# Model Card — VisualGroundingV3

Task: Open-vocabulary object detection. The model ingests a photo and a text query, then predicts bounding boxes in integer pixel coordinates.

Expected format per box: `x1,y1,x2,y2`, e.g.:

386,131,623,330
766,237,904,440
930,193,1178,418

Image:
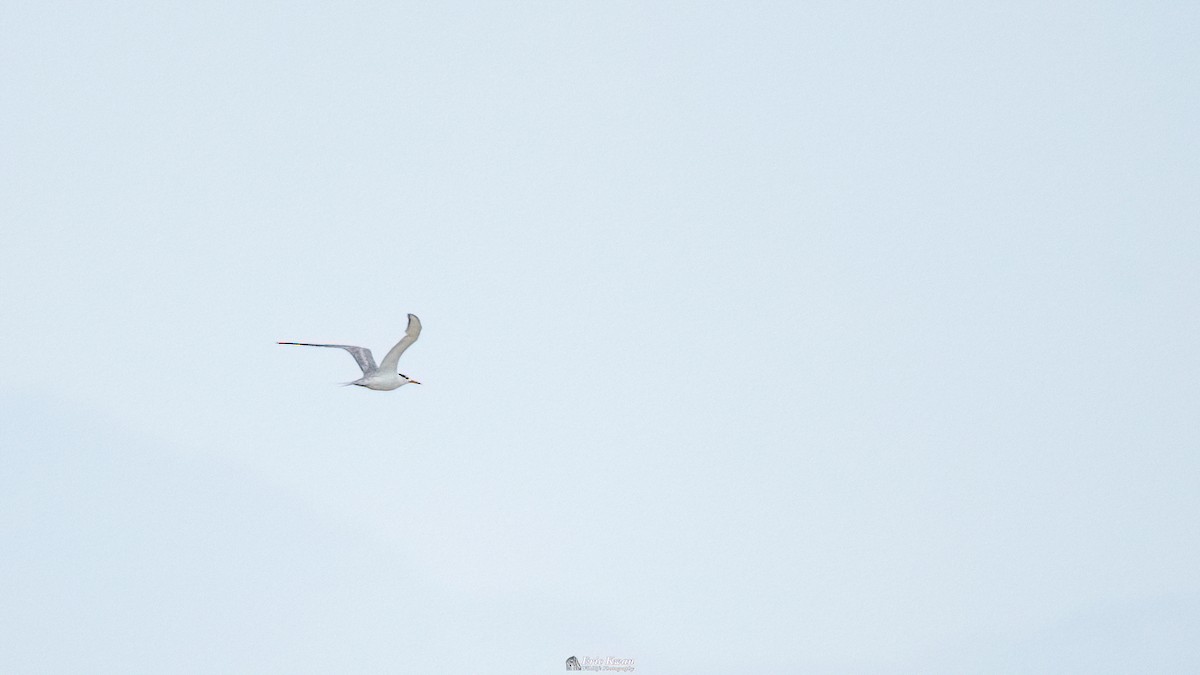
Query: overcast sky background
2,2,1198,673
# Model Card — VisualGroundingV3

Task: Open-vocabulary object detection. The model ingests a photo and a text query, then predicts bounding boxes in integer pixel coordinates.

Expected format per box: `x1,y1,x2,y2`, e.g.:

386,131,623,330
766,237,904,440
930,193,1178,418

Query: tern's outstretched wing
379,314,422,374
277,342,377,375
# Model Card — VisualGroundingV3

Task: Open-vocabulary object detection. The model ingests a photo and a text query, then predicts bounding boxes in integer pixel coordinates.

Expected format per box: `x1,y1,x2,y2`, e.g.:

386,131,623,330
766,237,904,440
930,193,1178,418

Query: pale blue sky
2,2,1198,673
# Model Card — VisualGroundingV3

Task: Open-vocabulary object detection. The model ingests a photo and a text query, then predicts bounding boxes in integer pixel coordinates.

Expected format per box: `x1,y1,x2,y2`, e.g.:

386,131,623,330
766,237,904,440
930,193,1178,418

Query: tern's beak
410,379,422,385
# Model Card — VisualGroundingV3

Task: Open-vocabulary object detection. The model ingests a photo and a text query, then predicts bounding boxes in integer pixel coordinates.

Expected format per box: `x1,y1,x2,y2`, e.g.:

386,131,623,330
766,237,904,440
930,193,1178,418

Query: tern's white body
351,372,408,391
279,314,423,391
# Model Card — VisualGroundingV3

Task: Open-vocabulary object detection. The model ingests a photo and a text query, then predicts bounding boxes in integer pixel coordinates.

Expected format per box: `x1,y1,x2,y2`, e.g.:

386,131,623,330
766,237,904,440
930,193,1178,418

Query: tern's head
400,373,422,385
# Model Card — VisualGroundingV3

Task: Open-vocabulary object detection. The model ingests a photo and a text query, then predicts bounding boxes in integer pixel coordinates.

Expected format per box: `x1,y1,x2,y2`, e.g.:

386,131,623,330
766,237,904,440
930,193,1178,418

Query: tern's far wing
379,314,422,374
277,342,377,375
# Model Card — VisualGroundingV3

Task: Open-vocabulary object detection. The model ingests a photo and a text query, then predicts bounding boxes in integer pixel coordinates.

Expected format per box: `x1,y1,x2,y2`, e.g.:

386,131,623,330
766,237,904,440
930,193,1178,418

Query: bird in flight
279,313,423,390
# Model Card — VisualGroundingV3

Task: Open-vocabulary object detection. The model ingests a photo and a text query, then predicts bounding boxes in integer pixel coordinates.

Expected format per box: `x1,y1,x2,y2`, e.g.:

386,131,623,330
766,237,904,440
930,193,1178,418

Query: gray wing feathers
277,342,377,375
379,314,422,373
